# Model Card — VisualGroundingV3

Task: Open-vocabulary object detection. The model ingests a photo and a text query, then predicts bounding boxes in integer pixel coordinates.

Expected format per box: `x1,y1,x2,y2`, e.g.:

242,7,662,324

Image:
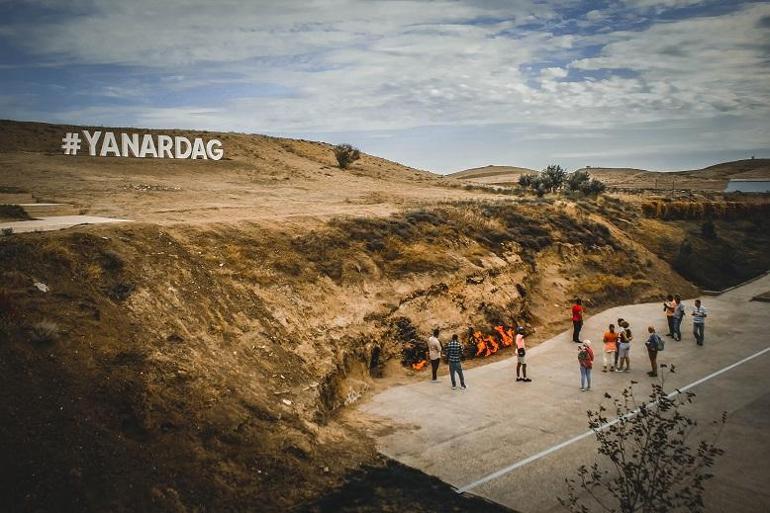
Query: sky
1,0,769,174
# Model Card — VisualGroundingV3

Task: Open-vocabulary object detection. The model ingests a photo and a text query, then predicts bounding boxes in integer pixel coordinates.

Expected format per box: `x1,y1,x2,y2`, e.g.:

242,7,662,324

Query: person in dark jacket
645,326,662,377
445,334,466,390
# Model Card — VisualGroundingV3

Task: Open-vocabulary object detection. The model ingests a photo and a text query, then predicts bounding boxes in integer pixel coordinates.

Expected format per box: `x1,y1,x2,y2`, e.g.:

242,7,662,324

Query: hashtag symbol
61,132,81,155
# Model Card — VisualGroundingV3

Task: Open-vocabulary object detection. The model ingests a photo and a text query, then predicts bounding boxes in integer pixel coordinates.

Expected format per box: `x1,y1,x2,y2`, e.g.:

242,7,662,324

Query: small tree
333,143,361,169
585,178,606,195
518,173,536,188
559,381,725,513
565,170,591,193
540,164,567,193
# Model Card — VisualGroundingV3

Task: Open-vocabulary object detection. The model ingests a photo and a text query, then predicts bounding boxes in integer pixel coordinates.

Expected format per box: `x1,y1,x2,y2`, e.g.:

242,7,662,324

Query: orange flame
412,359,428,370
495,326,515,347
474,331,489,357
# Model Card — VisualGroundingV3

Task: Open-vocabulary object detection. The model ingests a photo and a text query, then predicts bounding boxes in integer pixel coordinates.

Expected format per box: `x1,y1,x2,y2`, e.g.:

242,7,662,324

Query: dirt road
362,274,770,513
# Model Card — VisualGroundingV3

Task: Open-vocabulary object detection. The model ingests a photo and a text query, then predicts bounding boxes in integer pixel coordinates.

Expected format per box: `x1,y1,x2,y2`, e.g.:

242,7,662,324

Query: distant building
724,179,770,193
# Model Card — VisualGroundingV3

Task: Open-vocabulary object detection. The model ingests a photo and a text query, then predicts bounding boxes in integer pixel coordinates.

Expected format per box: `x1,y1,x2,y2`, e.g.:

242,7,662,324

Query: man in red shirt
571,298,585,343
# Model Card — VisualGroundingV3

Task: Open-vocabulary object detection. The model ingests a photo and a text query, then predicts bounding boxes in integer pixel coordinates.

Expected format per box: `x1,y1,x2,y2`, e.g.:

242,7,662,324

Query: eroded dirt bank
0,197,736,513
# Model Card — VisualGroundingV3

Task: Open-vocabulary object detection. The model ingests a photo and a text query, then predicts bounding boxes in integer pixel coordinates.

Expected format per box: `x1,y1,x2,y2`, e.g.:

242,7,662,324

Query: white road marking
457,346,770,494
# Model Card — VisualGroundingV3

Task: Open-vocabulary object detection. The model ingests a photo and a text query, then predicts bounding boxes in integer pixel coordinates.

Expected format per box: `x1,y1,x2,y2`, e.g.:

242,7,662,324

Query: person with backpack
445,334,466,390
515,326,531,382
571,298,585,343
427,328,443,382
602,323,618,372
663,294,676,337
578,340,594,391
645,326,663,377
672,295,685,341
692,299,708,345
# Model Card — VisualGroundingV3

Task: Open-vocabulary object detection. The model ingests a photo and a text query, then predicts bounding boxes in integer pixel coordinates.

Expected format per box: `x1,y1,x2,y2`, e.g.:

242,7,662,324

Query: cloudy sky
1,0,769,173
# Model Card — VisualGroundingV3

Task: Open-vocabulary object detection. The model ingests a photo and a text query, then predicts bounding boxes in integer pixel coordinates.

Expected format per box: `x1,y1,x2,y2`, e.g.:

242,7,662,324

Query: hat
583,339,591,346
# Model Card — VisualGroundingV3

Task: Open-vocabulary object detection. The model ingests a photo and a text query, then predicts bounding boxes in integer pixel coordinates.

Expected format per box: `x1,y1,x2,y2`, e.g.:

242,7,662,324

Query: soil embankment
1,199,693,512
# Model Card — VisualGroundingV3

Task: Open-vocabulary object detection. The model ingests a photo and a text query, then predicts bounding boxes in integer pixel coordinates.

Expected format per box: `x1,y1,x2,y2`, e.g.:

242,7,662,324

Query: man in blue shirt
692,299,707,346
445,334,467,390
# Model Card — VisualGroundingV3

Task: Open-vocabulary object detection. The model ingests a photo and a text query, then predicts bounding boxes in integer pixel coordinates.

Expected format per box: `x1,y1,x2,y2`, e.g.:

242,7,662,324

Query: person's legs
667,316,675,336
521,363,528,380
695,324,704,345
456,364,466,387
430,358,439,380
573,320,582,343
580,366,587,389
586,368,592,389
674,316,682,341
614,349,619,368
603,351,610,371
516,362,522,379
648,349,657,376
449,362,457,388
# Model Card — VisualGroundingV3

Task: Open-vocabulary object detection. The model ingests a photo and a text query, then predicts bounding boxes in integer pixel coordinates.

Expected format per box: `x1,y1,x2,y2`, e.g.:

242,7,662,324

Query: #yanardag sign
61,130,224,160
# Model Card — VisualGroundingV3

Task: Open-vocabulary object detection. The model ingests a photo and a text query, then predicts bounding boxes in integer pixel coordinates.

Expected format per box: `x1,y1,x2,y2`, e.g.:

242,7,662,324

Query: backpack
517,347,526,357
654,334,664,351
578,349,589,361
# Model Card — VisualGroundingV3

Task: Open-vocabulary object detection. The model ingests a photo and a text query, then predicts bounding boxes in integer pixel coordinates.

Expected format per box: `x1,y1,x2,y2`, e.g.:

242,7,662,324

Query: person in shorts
515,326,531,382
663,295,676,337
602,323,618,372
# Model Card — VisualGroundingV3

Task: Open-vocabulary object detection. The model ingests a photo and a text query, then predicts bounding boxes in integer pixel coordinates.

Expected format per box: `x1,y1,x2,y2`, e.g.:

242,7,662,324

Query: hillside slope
448,159,770,191
0,120,476,225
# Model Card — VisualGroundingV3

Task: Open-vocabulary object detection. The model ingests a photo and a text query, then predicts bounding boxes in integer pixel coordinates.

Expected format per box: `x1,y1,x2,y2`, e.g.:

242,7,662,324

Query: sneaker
451,385,457,390
647,372,657,377
461,385,467,390
586,387,591,391
602,368,607,373
580,387,585,392
523,378,532,382
516,377,523,382
624,369,630,373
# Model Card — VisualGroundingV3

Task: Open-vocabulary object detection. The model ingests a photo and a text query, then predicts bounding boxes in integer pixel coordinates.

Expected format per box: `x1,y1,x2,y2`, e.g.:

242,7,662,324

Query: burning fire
494,326,515,347
474,326,516,357
412,359,428,370
473,331,499,357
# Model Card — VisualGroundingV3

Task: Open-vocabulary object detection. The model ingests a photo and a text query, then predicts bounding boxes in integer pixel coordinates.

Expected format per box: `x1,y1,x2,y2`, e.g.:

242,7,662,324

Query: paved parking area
362,275,770,512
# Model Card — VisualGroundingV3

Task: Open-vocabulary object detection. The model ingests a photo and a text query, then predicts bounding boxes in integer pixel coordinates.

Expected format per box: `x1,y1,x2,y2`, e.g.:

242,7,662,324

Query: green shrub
333,143,361,169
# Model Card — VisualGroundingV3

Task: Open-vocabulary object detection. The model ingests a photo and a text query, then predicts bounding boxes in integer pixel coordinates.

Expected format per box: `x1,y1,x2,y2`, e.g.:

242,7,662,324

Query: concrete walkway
0,215,132,233
362,274,770,513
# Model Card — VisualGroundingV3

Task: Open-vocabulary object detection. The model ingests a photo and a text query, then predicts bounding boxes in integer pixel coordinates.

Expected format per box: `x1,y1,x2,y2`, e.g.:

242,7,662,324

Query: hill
0,119,473,225
576,160,770,191
449,160,770,192
445,165,536,186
